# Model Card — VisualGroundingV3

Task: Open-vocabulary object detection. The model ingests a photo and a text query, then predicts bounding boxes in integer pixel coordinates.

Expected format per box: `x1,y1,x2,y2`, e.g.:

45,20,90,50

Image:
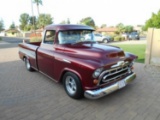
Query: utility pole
31,0,35,31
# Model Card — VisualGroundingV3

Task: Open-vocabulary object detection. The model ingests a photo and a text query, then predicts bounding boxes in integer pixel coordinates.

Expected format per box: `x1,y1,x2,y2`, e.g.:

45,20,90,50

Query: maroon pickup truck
18,24,137,99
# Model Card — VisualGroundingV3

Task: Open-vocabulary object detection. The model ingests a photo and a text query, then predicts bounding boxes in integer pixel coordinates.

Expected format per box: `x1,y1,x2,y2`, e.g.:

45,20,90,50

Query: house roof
96,27,118,32
5,29,20,33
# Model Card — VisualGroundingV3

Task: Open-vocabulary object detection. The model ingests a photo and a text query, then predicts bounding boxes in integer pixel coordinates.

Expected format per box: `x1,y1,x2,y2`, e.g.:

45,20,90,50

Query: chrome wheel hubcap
26,59,30,69
66,76,77,95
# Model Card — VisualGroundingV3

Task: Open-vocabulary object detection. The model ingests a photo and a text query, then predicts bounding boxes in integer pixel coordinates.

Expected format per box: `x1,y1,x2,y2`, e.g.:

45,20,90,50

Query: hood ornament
111,61,128,68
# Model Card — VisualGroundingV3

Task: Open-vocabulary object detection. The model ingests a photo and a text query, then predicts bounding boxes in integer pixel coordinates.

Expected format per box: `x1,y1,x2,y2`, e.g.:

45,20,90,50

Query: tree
29,16,37,30
19,13,30,31
124,25,133,33
60,18,70,24
116,23,125,34
33,0,42,16
60,20,67,24
67,18,70,24
144,10,160,30
101,24,107,28
29,16,36,25
37,14,53,28
0,19,4,31
10,22,16,29
80,17,95,28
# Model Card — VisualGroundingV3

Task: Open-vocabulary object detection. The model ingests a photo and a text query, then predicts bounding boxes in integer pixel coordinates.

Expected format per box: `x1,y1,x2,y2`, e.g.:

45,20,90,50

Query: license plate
118,80,126,89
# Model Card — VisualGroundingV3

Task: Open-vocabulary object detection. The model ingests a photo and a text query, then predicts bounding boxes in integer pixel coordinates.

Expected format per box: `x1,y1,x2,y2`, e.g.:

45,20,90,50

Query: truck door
37,30,56,79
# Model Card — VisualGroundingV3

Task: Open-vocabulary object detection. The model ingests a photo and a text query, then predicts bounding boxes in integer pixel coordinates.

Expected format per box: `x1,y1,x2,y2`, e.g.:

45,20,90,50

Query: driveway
0,39,160,120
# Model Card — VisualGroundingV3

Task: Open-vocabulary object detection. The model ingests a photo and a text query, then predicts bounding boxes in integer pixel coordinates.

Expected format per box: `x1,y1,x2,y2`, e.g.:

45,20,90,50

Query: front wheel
63,72,84,99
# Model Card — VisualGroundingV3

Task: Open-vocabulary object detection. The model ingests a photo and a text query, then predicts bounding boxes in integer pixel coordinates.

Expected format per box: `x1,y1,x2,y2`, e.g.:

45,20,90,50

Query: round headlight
93,68,103,78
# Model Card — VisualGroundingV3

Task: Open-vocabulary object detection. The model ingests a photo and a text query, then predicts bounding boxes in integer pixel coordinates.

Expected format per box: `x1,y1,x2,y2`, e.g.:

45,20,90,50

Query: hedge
114,36,125,41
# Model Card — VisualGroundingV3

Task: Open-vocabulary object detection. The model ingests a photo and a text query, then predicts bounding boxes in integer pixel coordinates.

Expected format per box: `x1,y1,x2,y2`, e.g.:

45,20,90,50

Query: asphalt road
1,37,26,44
0,37,25,49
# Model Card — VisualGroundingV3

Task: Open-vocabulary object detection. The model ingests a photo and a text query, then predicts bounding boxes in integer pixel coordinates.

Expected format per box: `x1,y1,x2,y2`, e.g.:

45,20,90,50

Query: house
5,29,21,37
133,26,142,33
0,30,6,36
96,27,118,35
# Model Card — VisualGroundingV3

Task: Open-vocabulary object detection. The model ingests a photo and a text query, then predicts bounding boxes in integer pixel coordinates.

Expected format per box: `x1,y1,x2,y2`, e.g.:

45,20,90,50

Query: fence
145,28,160,66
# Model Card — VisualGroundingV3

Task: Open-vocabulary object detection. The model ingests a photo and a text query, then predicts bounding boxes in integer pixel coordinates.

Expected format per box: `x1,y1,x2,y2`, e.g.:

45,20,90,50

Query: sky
0,0,160,29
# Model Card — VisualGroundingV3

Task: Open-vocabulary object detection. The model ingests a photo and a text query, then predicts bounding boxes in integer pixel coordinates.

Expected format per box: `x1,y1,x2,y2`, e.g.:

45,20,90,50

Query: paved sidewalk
0,43,160,120
0,41,9,44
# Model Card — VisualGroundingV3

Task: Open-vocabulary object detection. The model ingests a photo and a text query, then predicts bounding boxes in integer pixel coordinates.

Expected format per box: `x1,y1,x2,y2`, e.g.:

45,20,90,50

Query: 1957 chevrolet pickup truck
18,24,137,99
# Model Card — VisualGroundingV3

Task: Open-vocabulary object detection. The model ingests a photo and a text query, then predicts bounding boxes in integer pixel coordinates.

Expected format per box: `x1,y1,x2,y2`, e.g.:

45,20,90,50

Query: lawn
110,44,146,63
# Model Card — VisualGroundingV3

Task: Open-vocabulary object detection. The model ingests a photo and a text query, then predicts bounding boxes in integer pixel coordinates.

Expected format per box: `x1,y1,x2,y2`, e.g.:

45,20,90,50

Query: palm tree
33,0,42,16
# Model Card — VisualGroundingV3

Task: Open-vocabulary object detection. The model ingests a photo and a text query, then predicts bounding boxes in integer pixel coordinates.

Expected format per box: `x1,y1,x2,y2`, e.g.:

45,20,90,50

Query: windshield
130,32,138,35
58,30,95,44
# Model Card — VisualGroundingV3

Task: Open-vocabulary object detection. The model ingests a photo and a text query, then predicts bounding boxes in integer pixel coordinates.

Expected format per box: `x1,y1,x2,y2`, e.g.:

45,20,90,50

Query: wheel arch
23,55,29,61
59,68,83,87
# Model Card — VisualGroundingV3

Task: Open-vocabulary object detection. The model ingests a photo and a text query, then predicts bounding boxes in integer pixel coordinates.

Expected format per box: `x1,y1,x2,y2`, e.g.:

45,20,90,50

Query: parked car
94,33,112,43
18,24,137,99
128,32,140,40
121,33,129,40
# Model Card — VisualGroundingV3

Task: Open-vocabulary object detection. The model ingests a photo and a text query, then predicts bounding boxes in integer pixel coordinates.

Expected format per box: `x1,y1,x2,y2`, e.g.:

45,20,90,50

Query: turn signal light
131,66,134,69
93,79,99,85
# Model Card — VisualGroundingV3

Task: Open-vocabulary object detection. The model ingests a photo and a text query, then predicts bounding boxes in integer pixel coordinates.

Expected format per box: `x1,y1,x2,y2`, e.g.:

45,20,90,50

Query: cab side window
44,30,55,44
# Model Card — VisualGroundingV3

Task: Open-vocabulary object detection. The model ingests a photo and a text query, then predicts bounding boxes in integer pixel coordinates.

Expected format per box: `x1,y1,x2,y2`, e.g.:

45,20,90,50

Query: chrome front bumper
84,72,136,99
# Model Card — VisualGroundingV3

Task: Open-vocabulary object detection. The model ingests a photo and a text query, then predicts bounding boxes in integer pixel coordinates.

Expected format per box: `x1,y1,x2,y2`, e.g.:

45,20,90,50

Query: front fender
125,52,138,61
57,58,102,90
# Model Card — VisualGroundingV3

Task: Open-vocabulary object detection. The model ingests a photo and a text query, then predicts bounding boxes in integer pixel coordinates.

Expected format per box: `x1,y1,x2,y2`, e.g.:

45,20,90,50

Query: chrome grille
98,64,130,85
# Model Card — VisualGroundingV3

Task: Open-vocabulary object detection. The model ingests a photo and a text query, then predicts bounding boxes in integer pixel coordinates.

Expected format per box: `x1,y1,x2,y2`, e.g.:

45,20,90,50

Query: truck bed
18,41,41,70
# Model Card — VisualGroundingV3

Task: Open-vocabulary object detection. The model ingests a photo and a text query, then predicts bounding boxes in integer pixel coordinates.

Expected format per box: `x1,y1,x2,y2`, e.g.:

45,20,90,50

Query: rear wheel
63,72,84,99
24,57,34,71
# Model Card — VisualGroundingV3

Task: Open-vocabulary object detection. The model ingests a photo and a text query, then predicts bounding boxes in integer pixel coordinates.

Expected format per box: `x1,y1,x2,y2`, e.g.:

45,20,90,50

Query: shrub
114,36,122,41
30,33,42,38
0,37,2,41
30,37,42,42
113,36,125,41
110,34,116,41
121,36,125,40
29,33,42,42
114,31,120,35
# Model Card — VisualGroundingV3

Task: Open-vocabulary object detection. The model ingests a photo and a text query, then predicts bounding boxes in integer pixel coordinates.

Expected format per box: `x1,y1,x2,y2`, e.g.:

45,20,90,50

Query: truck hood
63,43,126,66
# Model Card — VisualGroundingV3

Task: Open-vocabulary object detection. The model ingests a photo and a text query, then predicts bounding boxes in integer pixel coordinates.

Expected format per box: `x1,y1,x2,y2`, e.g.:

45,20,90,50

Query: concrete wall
145,28,160,66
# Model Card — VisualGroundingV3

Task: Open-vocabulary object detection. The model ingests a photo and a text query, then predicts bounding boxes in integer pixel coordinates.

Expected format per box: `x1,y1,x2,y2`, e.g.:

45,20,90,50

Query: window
44,30,55,44
58,30,95,44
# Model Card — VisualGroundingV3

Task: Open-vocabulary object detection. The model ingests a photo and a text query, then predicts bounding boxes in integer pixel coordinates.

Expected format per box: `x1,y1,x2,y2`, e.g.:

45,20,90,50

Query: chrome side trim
63,59,71,63
84,72,136,99
55,58,71,64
